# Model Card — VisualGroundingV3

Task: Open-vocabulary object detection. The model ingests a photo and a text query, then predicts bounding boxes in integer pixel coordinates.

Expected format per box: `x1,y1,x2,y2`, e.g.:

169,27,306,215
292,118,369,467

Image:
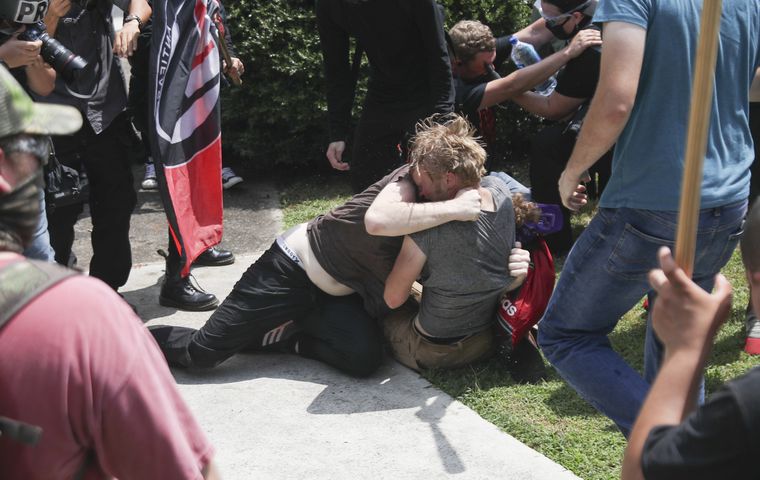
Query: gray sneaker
745,304,760,355
141,162,158,190
221,167,243,189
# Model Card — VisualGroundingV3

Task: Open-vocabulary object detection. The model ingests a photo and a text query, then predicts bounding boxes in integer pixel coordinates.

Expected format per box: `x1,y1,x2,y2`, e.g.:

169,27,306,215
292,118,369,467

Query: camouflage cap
0,64,82,139
0,0,49,24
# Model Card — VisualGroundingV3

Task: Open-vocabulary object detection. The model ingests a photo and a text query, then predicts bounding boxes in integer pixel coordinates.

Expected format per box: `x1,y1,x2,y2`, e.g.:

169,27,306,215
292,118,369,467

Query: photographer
37,0,149,292
0,0,58,263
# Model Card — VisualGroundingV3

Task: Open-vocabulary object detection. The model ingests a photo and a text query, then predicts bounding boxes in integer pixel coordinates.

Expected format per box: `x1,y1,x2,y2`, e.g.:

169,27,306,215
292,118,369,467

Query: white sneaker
221,166,243,189
141,162,158,190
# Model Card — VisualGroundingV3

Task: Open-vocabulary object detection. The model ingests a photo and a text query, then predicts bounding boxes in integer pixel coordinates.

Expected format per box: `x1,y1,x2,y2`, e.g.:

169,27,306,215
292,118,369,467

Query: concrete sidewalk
123,257,578,480
92,169,579,479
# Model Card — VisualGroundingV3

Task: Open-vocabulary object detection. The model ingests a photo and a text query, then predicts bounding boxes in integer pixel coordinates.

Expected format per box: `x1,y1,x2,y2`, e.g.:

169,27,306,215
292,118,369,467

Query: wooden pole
675,0,723,277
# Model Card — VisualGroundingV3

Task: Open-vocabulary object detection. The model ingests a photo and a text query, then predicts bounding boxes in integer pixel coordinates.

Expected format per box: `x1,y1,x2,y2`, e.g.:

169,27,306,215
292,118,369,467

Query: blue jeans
538,201,746,436
23,189,55,262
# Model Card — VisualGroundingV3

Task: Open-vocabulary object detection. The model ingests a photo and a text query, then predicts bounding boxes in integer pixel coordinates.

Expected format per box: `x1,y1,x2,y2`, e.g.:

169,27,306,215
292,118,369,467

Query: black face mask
0,171,43,253
547,21,578,41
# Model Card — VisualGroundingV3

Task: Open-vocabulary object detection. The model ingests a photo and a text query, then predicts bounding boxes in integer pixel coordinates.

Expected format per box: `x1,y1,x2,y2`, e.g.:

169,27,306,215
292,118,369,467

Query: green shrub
221,0,542,173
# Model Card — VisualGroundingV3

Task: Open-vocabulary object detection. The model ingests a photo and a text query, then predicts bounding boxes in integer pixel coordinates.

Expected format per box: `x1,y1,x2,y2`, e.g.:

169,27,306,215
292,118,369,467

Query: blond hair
448,20,496,64
408,114,486,188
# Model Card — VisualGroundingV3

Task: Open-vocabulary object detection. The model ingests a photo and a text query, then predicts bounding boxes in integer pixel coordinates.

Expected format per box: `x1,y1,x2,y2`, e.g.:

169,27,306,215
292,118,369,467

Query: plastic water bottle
508,36,557,96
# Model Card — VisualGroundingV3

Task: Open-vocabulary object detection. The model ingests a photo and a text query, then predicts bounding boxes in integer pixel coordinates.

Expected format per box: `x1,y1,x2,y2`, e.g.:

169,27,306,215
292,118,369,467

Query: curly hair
448,20,496,64
408,114,486,188
512,193,541,227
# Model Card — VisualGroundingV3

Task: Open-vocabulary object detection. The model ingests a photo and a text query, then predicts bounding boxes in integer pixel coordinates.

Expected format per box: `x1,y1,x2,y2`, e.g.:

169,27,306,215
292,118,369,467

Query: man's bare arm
558,21,645,210
512,90,586,121
479,28,601,110
512,17,554,47
114,0,151,58
365,177,481,237
384,236,427,309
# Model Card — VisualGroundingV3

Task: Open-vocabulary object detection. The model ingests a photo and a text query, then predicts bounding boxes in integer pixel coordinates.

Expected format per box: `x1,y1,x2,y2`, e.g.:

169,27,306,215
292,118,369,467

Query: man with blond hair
150,114,495,377
368,116,537,371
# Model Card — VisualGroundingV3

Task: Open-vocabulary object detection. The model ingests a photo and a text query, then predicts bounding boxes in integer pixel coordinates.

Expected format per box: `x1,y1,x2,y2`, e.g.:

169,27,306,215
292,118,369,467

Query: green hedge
221,0,542,172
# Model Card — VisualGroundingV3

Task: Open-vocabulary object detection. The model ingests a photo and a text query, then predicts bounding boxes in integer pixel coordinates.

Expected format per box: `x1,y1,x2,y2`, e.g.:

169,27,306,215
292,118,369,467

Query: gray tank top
411,176,516,337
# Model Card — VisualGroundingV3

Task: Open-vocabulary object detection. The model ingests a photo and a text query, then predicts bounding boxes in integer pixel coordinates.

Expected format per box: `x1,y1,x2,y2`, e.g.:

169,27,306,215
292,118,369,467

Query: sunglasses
534,0,592,28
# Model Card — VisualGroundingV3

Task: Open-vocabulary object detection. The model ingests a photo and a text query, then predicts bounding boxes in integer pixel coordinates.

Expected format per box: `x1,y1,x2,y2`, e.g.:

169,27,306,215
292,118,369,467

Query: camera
18,21,87,83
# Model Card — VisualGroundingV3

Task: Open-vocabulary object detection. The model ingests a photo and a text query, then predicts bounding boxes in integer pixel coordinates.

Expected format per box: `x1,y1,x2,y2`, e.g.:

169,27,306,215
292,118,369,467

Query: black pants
529,123,612,256
349,102,428,194
47,114,137,289
150,242,384,377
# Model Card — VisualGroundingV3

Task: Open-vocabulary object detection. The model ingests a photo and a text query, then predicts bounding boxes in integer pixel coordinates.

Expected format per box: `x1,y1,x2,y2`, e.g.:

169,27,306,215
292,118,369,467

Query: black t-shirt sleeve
554,46,600,99
641,386,753,480
455,78,486,119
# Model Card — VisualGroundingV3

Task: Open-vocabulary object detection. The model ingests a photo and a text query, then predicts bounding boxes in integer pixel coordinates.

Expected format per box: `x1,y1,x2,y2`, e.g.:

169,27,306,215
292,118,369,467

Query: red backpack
494,237,555,352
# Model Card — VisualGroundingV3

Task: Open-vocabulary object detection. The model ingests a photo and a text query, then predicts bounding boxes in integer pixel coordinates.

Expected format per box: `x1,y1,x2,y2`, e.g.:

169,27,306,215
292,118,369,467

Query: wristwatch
123,14,144,31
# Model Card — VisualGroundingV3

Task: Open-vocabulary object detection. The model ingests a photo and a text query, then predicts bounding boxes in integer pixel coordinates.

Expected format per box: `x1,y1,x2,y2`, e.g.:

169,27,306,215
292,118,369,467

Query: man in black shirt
622,197,760,480
511,0,609,256
38,0,150,291
316,0,454,193
448,18,599,171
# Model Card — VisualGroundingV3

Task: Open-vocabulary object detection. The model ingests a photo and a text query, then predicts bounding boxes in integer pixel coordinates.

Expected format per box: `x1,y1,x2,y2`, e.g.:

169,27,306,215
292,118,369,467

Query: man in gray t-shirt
382,174,531,371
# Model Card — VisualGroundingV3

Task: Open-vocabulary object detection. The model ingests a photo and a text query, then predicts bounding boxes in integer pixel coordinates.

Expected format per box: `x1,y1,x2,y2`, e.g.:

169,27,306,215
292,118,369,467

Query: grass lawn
279,173,760,480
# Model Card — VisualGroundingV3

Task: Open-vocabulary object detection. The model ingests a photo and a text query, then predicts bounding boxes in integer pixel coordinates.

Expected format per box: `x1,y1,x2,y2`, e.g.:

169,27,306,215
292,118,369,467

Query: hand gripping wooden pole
675,0,723,277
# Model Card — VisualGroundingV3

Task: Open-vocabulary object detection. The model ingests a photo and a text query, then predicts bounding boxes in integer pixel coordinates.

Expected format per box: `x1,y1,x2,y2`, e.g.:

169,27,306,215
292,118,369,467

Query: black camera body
18,21,87,83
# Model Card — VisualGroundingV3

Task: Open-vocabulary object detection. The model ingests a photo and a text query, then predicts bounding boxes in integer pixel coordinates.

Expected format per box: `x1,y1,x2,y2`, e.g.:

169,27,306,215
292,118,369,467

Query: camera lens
18,22,87,83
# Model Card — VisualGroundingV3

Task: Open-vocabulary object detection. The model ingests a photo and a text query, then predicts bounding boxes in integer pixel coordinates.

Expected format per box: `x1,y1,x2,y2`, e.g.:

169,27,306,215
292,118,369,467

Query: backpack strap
0,258,78,447
0,258,77,330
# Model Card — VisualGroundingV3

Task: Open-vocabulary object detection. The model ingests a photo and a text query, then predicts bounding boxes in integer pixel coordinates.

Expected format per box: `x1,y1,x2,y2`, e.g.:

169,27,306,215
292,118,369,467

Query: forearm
479,47,570,109
512,18,553,48
622,349,705,480
366,200,469,237
128,0,151,25
384,237,425,309
44,13,61,37
25,64,56,96
512,91,551,116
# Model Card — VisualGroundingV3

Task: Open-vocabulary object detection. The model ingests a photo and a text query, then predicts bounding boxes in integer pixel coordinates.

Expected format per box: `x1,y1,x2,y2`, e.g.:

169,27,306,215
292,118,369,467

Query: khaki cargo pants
382,300,494,372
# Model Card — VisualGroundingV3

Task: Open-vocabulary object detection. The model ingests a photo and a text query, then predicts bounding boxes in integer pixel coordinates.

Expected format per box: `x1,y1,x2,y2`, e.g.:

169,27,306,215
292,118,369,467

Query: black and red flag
149,0,223,277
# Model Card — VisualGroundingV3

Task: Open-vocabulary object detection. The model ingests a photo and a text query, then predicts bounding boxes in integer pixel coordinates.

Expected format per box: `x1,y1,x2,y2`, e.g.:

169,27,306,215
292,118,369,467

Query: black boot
159,250,219,311
194,246,235,267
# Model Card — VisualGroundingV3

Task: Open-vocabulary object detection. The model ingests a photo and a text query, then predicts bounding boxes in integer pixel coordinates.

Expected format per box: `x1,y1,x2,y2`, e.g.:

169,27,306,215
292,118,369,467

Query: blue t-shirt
594,0,760,210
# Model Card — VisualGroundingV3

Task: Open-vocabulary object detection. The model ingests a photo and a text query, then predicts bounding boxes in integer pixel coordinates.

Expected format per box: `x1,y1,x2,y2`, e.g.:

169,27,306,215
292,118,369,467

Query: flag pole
675,0,723,276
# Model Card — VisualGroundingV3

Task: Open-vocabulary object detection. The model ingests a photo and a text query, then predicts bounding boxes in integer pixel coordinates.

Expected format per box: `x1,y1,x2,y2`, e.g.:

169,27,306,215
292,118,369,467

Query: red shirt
0,255,214,479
